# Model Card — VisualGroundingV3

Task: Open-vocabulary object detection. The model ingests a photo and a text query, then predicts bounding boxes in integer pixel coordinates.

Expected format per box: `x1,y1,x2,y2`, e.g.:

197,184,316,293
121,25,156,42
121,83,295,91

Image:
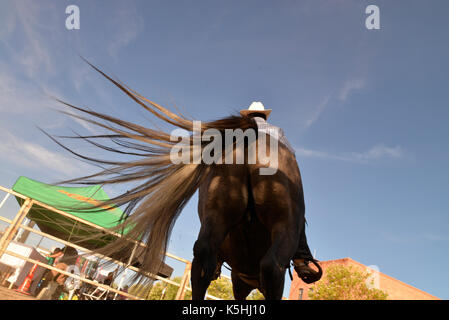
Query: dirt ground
0,286,37,300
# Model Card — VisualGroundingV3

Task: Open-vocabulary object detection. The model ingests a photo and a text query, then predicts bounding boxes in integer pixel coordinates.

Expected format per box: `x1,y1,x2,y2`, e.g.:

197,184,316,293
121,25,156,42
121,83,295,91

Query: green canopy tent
11,176,173,278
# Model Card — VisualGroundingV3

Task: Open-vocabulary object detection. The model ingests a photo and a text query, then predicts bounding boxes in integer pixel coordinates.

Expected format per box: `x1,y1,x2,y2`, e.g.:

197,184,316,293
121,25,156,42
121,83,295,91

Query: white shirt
253,117,295,154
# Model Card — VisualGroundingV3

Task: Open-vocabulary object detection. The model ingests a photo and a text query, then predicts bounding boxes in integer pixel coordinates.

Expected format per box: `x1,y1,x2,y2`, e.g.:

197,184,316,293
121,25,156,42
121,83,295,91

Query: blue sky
0,0,448,299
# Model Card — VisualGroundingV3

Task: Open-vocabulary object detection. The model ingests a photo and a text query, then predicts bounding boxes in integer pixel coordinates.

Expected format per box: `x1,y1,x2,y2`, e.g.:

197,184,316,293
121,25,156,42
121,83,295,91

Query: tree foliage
141,276,265,300
146,277,192,300
206,278,234,300
309,264,388,300
247,289,265,300
206,278,265,300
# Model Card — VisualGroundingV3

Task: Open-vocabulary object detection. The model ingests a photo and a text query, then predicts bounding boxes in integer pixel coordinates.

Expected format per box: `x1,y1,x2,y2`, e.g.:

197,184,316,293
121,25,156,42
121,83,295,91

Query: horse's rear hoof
293,259,323,284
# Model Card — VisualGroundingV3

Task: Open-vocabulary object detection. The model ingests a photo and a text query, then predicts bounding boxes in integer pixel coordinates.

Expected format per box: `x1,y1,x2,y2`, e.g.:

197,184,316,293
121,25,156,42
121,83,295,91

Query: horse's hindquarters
218,212,272,287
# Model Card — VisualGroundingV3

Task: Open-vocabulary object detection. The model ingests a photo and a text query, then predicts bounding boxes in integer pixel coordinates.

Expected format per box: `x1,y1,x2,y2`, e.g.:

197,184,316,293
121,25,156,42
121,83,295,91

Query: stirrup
293,259,323,284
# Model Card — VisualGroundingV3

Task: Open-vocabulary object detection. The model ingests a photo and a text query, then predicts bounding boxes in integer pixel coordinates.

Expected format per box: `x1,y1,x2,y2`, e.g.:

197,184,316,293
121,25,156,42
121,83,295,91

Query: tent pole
0,198,33,259
175,261,192,300
14,218,36,243
0,193,10,209
36,235,44,248
67,221,77,244
114,241,139,300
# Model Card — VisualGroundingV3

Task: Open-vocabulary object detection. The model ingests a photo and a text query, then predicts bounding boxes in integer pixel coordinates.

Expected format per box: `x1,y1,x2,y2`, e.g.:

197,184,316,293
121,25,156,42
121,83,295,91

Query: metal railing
0,185,227,300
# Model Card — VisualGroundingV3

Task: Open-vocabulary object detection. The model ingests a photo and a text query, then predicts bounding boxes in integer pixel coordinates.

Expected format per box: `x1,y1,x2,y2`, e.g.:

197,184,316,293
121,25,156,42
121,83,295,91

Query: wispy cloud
305,77,366,128
0,3,16,40
422,234,449,242
382,232,449,244
107,4,144,59
348,144,403,161
338,78,366,101
295,144,405,163
304,96,331,128
8,0,58,77
0,70,51,114
0,68,104,137
0,130,91,178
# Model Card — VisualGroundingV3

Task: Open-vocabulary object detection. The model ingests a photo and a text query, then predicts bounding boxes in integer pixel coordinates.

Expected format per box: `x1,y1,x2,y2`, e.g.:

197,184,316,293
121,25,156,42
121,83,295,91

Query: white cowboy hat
239,101,272,118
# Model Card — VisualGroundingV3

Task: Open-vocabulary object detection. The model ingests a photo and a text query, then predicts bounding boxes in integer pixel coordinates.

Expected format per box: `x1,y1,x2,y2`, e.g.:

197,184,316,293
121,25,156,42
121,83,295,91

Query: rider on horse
52,61,322,297
240,102,322,284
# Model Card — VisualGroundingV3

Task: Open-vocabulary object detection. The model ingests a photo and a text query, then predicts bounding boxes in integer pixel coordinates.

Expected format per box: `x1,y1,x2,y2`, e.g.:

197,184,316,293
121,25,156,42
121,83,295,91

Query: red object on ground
15,264,38,295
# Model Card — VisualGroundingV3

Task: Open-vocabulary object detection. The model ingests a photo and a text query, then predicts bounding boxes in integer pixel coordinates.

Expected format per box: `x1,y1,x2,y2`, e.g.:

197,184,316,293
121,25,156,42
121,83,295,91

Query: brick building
289,257,439,300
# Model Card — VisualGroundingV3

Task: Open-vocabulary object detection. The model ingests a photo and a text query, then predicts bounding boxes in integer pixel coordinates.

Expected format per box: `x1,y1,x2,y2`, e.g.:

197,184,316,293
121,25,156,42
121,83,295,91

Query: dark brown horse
193,136,305,300
49,63,309,300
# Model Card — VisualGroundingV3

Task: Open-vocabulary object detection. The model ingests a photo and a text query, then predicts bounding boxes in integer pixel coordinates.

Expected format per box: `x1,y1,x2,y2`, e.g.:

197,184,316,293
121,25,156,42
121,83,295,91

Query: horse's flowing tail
47,61,257,281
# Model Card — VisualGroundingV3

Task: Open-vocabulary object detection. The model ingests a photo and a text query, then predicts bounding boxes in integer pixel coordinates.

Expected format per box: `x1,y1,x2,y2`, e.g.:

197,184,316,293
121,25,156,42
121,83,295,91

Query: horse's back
198,164,250,223
248,142,304,228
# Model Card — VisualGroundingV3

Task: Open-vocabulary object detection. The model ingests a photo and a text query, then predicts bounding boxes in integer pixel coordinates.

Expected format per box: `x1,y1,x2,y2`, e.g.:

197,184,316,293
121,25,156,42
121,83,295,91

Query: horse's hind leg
191,209,246,300
231,271,255,300
192,167,249,300
259,222,300,300
191,219,222,300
